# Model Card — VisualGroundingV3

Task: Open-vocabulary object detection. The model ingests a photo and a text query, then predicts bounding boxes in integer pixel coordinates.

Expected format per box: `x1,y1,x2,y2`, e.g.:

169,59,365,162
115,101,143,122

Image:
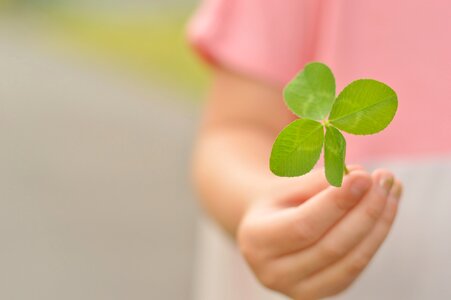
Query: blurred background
0,0,205,299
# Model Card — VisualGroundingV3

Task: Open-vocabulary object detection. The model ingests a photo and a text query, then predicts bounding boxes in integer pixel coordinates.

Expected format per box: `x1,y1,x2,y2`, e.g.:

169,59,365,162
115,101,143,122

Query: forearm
191,68,293,236
192,125,276,235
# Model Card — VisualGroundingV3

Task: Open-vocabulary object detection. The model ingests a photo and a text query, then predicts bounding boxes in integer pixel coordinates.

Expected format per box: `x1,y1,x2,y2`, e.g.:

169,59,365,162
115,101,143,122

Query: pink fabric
188,0,451,162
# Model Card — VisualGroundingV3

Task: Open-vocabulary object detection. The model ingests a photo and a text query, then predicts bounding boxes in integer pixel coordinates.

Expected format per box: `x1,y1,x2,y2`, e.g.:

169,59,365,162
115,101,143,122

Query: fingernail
389,184,403,204
379,176,394,196
351,178,371,197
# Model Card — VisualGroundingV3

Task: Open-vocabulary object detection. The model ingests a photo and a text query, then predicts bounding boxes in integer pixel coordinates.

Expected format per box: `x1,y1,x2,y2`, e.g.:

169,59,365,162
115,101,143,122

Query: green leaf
284,62,336,120
324,126,346,187
270,119,324,177
329,79,398,135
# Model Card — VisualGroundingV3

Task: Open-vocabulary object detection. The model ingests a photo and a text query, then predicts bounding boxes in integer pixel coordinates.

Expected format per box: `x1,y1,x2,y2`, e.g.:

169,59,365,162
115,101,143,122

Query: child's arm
192,67,403,299
192,67,295,234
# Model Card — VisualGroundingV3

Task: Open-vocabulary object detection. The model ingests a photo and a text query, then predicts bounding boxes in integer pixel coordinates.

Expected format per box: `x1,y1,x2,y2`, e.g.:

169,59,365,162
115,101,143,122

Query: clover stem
344,164,350,175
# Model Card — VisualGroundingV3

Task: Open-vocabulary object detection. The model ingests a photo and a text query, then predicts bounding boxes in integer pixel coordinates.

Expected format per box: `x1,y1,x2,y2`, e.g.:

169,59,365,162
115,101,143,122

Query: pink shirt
188,0,451,162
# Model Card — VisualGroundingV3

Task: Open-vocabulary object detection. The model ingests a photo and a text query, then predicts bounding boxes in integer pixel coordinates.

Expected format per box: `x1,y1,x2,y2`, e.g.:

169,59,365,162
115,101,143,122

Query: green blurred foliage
0,0,13,9
1,0,208,98
0,0,59,10
48,9,208,97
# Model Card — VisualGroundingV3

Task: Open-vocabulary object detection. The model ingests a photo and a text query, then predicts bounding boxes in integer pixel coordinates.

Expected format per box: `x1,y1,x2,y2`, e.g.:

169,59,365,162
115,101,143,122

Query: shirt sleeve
187,0,323,87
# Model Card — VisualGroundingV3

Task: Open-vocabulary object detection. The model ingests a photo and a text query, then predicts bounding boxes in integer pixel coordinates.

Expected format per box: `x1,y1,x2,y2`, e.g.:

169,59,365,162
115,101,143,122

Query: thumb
258,170,372,254
271,164,366,208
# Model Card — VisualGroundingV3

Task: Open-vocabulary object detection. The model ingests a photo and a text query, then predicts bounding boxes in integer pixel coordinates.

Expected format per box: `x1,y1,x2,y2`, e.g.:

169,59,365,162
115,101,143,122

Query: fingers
250,170,372,255
313,169,394,262
279,169,394,283
290,179,403,300
239,168,403,300
273,165,365,208
269,168,330,208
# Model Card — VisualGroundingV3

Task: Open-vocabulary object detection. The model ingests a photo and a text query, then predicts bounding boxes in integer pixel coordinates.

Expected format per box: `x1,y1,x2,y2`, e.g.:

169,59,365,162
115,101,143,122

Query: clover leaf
270,62,398,187
324,126,346,187
329,79,398,135
270,119,324,177
284,62,336,120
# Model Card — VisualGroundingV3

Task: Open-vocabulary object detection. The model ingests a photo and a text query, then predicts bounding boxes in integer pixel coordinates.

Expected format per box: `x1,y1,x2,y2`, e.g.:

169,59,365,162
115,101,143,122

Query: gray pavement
0,21,199,300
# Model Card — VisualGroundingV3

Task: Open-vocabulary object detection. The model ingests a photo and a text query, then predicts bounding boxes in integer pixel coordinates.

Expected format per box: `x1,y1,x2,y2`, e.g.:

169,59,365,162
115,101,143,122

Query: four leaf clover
270,62,398,187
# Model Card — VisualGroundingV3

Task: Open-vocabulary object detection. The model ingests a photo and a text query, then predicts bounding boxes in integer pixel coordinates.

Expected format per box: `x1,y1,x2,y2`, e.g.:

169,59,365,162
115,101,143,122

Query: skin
191,67,403,300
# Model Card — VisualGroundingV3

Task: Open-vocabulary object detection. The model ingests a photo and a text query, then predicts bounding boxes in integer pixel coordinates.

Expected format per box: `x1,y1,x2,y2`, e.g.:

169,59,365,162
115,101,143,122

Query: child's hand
237,168,402,300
